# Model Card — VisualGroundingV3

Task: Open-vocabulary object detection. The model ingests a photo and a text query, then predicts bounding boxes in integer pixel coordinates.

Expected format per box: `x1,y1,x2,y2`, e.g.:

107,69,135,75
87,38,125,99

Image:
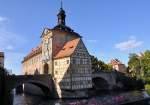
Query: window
67,60,69,64
80,59,83,64
86,59,89,64
72,59,76,64
83,59,87,64
55,71,58,74
76,59,80,64
55,61,57,65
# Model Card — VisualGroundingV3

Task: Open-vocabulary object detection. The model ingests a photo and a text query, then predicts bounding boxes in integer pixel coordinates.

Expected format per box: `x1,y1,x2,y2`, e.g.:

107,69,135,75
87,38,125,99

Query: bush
145,84,150,95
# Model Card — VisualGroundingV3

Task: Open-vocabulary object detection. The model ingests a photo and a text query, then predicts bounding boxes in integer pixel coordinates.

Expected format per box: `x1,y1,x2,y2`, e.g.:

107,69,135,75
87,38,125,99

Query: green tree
128,53,140,77
90,55,99,70
141,50,150,81
128,50,150,80
90,55,113,72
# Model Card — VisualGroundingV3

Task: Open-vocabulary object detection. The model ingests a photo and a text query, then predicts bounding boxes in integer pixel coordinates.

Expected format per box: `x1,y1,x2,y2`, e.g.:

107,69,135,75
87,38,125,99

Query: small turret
57,0,66,25
53,0,74,32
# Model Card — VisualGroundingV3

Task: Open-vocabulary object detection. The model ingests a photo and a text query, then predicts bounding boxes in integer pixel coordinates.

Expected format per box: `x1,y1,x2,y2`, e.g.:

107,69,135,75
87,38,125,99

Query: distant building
110,59,126,73
0,52,4,68
22,5,92,97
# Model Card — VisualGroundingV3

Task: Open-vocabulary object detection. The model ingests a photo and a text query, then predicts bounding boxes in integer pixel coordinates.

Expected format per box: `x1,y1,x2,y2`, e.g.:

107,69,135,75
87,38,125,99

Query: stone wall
22,53,42,75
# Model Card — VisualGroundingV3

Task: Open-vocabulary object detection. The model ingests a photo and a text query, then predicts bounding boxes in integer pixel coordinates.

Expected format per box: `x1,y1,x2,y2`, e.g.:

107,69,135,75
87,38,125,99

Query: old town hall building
22,5,92,97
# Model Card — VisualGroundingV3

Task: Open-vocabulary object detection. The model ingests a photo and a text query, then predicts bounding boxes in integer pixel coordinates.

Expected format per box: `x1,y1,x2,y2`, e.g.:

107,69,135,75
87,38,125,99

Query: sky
0,0,150,74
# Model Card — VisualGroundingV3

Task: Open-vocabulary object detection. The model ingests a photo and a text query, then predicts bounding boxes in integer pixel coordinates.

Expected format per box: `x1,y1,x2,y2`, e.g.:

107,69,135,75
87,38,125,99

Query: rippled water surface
13,90,150,105
13,94,63,105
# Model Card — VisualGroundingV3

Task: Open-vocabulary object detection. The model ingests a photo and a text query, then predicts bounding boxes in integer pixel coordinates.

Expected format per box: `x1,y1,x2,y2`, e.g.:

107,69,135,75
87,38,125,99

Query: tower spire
53,0,73,32
61,0,63,9
57,0,66,25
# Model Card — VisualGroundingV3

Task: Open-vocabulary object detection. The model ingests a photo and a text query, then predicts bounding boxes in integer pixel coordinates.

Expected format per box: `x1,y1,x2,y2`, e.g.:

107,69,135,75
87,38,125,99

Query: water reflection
13,94,44,105
13,91,150,105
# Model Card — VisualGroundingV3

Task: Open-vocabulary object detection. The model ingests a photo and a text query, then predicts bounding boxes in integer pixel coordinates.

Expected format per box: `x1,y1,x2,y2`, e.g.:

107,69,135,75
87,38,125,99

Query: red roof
22,44,42,63
54,38,80,59
22,38,81,62
110,59,123,65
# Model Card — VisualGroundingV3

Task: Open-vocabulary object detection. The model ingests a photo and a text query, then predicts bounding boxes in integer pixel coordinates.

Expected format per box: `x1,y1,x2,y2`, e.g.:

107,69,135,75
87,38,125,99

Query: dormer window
70,46,73,48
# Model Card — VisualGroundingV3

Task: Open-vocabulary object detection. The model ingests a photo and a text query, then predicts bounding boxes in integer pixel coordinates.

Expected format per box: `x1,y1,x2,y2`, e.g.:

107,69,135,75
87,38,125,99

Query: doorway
44,63,49,74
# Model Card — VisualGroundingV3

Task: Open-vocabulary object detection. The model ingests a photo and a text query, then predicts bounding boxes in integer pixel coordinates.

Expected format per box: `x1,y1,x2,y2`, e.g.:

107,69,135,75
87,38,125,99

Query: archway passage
5,81,53,105
44,63,49,74
12,82,52,97
34,69,39,75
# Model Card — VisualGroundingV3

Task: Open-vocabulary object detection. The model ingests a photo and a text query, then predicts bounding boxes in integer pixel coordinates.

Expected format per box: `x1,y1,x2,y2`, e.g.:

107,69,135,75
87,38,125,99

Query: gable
72,39,90,57
41,28,53,38
54,38,80,59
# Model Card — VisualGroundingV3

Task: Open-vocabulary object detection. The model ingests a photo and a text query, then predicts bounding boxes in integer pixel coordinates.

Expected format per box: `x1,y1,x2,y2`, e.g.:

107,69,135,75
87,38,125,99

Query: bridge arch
92,77,109,90
5,75,55,99
11,80,52,97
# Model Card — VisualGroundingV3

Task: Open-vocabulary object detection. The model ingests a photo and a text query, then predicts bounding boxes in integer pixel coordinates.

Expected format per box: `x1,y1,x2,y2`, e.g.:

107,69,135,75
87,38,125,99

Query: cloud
115,36,143,51
0,16,7,22
5,45,14,50
0,28,27,51
0,30,27,74
0,16,28,74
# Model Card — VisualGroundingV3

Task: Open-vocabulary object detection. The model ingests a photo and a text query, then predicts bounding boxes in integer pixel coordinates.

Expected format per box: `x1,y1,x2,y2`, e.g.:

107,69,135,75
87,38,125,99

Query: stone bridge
92,71,119,90
5,75,55,96
0,68,57,105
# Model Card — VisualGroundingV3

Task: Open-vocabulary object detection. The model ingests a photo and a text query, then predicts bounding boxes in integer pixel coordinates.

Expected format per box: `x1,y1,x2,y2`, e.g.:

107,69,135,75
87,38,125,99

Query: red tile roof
22,44,42,63
22,38,81,62
54,38,80,59
41,28,81,38
110,59,123,65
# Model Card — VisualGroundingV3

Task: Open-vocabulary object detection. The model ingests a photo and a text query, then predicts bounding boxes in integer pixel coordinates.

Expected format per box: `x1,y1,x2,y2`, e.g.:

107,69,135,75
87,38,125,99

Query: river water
13,91,150,105
13,93,62,105
13,93,90,105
